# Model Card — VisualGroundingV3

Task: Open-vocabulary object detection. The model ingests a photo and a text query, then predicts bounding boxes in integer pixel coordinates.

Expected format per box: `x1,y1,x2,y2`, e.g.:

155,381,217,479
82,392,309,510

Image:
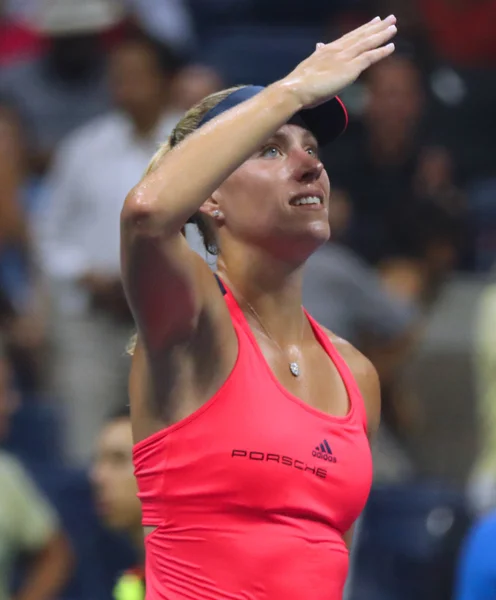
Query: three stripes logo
312,439,337,463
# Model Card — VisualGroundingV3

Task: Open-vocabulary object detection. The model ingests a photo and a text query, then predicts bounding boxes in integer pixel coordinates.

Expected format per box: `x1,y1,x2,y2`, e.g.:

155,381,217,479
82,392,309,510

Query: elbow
121,187,178,240
121,187,157,233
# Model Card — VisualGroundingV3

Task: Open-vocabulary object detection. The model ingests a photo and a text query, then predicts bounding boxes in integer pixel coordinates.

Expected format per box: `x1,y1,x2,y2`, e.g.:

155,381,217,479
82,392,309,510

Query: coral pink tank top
133,278,373,599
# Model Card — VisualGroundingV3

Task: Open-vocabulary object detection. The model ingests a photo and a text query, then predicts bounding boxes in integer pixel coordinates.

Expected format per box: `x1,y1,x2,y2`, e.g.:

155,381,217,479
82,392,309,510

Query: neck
217,246,306,346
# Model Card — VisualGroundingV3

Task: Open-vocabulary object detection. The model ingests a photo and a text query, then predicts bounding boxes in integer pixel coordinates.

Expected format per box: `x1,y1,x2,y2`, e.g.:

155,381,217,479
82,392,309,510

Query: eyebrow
268,129,319,148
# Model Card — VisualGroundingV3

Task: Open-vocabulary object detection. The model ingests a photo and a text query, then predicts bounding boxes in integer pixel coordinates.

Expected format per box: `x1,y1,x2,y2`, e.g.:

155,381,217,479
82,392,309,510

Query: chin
291,219,330,251
306,219,331,244
269,221,330,263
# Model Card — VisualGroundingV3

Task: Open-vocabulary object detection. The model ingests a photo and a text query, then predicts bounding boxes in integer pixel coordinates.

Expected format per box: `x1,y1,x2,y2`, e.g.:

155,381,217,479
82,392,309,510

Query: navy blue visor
197,85,348,146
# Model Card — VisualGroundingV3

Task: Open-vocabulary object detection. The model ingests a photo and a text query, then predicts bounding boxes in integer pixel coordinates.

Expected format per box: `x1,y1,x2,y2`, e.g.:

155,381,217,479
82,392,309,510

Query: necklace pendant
289,362,300,377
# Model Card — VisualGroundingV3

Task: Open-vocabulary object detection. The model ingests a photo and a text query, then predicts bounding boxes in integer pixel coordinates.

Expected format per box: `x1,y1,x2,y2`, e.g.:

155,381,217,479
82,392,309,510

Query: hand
281,15,397,109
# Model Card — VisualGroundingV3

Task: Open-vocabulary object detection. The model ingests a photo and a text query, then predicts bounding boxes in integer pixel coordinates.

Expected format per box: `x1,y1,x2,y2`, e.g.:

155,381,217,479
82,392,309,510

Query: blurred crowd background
0,0,495,599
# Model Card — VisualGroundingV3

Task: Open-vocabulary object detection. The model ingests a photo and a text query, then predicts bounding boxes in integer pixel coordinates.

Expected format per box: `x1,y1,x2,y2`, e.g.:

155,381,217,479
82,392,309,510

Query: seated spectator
91,406,144,600
0,0,126,172
37,31,182,465
0,339,73,600
454,510,496,600
371,1,496,184
322,54,468,305
0,97,48,392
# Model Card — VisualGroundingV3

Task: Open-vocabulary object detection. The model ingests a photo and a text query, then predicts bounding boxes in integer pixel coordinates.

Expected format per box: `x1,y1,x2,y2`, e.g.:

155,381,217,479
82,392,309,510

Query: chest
161,371,373,534
249,329,351,418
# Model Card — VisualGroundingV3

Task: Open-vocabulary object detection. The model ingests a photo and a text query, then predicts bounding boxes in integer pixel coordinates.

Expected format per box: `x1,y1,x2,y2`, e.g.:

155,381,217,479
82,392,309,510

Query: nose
293,150,324,183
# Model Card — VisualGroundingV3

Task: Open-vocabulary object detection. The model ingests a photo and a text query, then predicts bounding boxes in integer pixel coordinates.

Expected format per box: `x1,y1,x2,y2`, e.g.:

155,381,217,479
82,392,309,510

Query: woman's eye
307,147,319,157
262,146,280,158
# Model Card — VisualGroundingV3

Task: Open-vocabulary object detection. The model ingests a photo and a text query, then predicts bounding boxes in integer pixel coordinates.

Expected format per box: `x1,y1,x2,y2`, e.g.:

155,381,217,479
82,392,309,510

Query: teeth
293,196,321,206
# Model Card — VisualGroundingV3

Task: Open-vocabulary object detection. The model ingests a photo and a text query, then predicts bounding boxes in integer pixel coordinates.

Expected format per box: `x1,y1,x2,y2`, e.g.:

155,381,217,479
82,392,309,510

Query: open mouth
289,195,324,208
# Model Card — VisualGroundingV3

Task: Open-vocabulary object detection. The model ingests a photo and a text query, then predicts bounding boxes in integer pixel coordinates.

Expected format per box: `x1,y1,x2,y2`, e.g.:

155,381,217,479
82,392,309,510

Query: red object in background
0,20,45,66
418,0,496,67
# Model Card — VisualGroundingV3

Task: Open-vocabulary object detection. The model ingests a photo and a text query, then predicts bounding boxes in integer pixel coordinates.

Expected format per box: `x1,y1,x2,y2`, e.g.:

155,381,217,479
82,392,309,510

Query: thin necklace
232,286,305,378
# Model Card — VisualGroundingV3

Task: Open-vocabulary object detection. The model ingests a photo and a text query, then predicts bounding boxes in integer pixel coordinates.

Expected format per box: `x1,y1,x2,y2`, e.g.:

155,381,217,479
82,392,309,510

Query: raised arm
120,84,303,350
120,16,397,351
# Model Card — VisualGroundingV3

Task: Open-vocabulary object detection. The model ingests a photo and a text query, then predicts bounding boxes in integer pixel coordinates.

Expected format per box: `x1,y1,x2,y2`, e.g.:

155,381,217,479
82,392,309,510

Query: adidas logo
312,439,337,463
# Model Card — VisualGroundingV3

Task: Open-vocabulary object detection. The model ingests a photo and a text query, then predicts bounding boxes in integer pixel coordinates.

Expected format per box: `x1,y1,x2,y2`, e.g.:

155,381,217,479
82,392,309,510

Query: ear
198,192,224,221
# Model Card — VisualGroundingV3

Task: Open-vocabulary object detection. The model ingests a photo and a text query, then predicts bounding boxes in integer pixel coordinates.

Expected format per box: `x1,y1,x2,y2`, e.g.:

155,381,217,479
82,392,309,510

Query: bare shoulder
323,327,381,440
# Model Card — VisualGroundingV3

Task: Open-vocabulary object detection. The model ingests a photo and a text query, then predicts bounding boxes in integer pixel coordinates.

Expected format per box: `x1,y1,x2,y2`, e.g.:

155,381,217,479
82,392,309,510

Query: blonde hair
127,85,244,355
145,84,243,175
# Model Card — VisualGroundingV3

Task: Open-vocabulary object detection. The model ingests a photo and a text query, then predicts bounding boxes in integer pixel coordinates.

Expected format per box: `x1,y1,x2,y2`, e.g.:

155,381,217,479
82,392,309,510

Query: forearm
14,533,73,600
123,81,302,234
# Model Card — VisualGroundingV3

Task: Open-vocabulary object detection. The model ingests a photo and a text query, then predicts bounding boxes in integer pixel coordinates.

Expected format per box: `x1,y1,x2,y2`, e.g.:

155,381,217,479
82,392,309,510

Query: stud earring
212,209,221,218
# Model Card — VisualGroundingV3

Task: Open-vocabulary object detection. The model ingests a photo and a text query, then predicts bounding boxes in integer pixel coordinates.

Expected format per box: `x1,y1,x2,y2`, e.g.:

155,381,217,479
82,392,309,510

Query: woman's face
202,124,332,261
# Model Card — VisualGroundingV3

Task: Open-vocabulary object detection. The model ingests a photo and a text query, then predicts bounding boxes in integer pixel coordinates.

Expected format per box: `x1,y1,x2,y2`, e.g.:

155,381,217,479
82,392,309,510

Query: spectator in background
0,339,73,600
91,407,144,600
323,54,468,305
0,97,48,392
0,0,126,172
373,1,496,185
38,31,183,466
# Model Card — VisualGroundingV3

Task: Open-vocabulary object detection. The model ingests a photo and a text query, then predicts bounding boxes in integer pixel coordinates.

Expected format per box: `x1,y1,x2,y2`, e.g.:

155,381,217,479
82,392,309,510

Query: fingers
338,16,381,44
356,43,396,72
347,21,397,59
338,14,396,47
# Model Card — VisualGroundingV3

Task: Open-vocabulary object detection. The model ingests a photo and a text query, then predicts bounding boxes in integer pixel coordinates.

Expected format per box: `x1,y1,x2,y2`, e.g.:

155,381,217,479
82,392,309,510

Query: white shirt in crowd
38,110,180,313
